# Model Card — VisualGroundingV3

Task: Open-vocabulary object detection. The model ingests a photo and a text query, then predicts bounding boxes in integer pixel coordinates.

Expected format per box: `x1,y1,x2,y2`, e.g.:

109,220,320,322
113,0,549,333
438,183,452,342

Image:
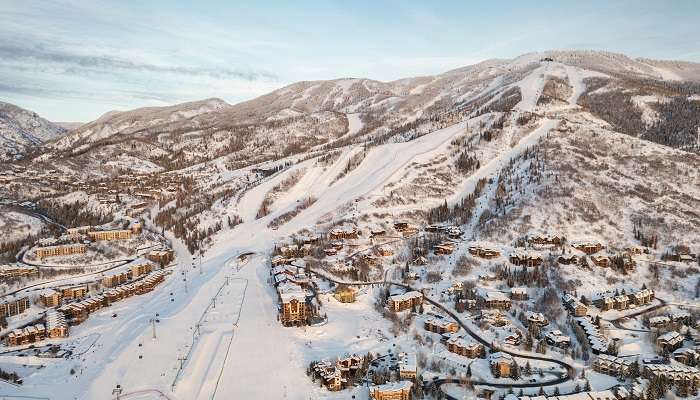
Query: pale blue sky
1,0,699,121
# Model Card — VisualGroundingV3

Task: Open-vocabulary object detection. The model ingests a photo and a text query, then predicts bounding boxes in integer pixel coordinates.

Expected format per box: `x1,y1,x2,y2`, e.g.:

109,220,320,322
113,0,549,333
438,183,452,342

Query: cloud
0,44,278,82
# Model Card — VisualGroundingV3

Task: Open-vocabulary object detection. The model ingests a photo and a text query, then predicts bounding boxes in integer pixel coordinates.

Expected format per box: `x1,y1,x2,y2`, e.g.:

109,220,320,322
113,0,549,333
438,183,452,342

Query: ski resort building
388,291,423,312
657,331,684,352
593,354,632,377
489,352,515,376
562,293,588,317
424,317,459,334
573,241,604,255
278,282,314,326
480,291,512,310
468,245,501,259
35,243,87,259
5,324,46,346
46,310,69,338
446,335,484,358
39,289,62,308
509,251,543,267
370,381,412,400
88,229,132,241
0,296,30,318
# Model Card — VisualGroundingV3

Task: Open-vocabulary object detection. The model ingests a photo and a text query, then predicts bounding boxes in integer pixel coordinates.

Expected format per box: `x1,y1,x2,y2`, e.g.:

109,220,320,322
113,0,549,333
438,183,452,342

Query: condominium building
370,381,413,400
35,243,87,259
46,310,69,338
88,229,132,241
0,296,30,318
388,291,423,312
39,289,63,308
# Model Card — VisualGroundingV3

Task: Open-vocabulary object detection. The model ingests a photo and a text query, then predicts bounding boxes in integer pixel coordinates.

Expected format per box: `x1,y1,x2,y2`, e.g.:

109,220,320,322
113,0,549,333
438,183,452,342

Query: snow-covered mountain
40,51,700,169
0,101,66,161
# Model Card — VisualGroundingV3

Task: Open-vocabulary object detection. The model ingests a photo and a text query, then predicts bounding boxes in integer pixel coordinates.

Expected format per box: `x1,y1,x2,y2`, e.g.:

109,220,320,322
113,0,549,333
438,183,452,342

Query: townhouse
593,354,632,377
657,331,684,353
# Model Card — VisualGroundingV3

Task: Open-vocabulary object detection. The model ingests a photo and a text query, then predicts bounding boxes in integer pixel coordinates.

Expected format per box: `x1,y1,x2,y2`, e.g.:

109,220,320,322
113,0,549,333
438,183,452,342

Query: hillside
0,102,66,161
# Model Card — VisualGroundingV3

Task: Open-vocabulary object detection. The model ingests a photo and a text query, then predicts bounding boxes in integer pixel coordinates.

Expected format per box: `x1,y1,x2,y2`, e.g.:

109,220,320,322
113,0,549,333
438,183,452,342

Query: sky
1,0,699,122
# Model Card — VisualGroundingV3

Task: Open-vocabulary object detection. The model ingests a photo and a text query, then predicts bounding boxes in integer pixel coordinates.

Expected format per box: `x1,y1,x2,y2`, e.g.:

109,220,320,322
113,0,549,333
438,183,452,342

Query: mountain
0,101,67,161
5,50,700,253
39,50,700,172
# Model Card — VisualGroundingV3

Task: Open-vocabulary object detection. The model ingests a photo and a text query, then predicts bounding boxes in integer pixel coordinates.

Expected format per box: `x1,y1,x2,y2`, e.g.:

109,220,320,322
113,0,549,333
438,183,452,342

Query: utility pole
151,314,157,339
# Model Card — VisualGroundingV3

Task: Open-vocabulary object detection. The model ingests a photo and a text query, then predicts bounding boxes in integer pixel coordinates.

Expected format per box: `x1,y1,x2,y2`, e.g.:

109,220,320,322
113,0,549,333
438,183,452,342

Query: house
370,381,413,400
526,311,549,328
424,317,459,334
528,235,563,246
657,331,684,353
481,310,510,327
39,289,62,308
573,241,604,255
481,291,511,310
511,287,528,301
468,245,501,259
376,245,394,257
433,242,455,255
370,227,387,237
388,291,423,312
544,330,571,348
489,352,514,377
324,248,338,256
88,229,133,241
0,296,30,318
504,332,522,346
509,251,543,267
591,255,610,268
336,354,362,372
557,255,578,265
333,286,357,303
593,354,632,377
35,243,87,259
398,352,417,380
447,335,484,358
313,360,344,391
649,316,671,328
328,226,359,240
